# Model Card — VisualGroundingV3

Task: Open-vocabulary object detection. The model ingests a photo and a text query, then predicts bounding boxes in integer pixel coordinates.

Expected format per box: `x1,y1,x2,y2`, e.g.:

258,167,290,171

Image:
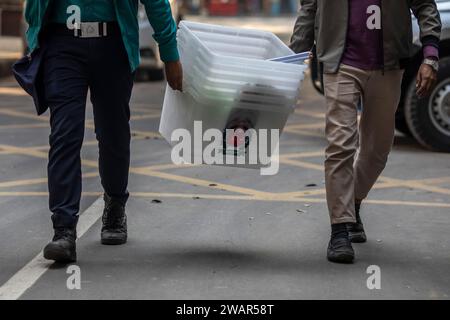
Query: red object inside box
208,0,239,16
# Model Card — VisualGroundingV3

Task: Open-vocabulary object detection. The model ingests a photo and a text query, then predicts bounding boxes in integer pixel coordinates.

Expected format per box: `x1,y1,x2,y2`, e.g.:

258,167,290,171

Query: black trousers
42,30,134,229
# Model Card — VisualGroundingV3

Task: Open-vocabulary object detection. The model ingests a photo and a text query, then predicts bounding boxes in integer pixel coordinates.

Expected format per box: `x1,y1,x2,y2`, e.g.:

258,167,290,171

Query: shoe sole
43,247,76,263
327,247,355,264
101,238,127,245
349,231,367,243
327,253,355,264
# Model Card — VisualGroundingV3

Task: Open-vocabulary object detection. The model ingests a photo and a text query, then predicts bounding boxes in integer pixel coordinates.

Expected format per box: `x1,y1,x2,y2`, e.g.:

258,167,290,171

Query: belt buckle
79,22,100,38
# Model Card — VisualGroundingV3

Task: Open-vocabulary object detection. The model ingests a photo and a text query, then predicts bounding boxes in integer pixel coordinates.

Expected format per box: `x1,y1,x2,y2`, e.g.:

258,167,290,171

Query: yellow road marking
0,123,48,130
0,191,100,197
279,157,324,171
131,105,162,113
0,108,161,135
279,155,450,197
279,181,399,198
0,144,99,168
378,176,450,196
130,114,161,121
0,191,449,209
0,87,27,96
279,189,327,197
1,85,448,208
1,143,449,202
284,122,324,130
130,166,272,197
0,172,98,189
413,176,450,185
5,132,151,155
363,199,450,208
283,128,324,138
28,141,97,152
0,52,21,59
0,144,49,159
130,129,162,139
0,164,189,190
280,151,324,159
0,109,48,122
132,192,258,201
135,163,196,171
84,113,161,123
32,140,99,151
294,109,326,119
83,123,162,140
0,144,189,172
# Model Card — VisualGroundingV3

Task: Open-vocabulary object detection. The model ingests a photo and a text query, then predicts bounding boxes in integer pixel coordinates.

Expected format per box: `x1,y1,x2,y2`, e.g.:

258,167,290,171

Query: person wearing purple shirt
342,0,439,70
290,0,442,263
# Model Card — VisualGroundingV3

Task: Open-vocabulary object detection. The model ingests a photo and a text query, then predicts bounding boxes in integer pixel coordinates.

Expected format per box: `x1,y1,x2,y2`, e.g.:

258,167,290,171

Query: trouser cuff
51,213,79,229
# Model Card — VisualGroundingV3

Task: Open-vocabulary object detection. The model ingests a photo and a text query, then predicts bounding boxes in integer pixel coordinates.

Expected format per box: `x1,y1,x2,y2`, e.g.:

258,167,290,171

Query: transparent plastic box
159,21,308,168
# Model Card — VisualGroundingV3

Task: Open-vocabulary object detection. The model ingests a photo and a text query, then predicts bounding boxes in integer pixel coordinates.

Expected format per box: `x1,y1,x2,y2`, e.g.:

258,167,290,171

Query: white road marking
0,197,104,300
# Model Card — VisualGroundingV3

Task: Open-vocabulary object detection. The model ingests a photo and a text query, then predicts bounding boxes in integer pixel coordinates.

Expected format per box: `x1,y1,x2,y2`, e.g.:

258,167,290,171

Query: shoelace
331,236,351,249
103,206,125,229
54,228,75,241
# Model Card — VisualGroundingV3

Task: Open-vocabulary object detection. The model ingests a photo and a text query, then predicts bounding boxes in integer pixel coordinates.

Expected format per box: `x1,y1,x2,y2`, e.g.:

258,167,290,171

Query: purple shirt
342,0,438,70
342,0,383,70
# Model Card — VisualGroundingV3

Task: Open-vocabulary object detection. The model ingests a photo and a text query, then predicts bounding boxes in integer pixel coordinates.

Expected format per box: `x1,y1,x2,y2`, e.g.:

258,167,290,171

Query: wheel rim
429,79,450,137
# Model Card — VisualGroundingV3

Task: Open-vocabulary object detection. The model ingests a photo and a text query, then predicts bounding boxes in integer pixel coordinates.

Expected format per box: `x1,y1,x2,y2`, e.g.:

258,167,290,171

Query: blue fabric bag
12,47,48,115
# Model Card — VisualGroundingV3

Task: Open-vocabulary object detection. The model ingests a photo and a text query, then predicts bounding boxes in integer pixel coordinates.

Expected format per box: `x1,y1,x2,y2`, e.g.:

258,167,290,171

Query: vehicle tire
404,57,450,152
395,110,412,136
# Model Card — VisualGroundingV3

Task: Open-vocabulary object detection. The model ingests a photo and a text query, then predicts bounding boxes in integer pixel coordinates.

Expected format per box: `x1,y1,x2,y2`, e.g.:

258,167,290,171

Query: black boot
347,202,367,243
101,194,127,245
327,223,354,264
43,228,77,263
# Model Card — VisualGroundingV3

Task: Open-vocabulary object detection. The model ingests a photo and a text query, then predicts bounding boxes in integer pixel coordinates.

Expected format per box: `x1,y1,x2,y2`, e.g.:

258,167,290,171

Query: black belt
45,22,121,38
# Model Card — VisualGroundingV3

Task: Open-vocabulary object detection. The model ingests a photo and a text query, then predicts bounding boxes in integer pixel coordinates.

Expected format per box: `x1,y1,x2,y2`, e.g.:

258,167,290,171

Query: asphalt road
0,71,450,300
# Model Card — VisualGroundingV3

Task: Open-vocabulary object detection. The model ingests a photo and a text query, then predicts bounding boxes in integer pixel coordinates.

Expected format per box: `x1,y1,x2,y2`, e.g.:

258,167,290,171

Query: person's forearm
410,0,442,50
141,0,179,62
289,0,317,53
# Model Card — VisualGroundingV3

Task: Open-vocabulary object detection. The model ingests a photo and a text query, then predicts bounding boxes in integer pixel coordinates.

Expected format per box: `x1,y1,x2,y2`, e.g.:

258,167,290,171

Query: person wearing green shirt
24,0,183,263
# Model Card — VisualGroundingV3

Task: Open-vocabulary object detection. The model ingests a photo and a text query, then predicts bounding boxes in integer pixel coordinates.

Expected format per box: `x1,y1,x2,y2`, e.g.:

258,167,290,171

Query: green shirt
49,0,117,24
25,0,179,71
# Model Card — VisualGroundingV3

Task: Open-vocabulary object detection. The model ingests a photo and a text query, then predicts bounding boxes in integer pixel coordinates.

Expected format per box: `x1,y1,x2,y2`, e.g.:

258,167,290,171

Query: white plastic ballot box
159,21,308,168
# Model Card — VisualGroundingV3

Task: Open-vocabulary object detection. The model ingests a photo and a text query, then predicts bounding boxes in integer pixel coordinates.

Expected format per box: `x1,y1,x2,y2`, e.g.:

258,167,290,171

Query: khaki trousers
323,64,404,224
